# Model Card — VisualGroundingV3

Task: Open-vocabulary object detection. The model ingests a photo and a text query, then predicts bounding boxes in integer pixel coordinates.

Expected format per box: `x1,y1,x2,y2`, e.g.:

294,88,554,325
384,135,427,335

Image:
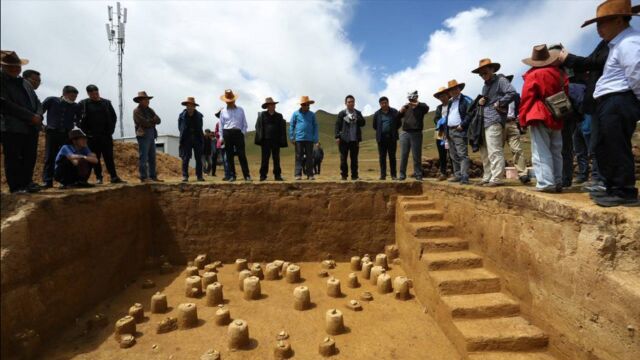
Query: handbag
544,72,573,121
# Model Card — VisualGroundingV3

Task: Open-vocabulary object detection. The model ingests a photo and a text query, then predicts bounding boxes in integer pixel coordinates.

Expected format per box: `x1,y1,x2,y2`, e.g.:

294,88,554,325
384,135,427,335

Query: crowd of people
1,0,638,207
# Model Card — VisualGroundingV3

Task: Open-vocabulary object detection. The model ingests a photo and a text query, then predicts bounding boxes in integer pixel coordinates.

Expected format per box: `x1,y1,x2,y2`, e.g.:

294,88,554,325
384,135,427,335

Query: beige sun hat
220,89,238,103
433,87,448,99
471,58,501,74
582,0,639,27
299,96,315,105
445,79,466,92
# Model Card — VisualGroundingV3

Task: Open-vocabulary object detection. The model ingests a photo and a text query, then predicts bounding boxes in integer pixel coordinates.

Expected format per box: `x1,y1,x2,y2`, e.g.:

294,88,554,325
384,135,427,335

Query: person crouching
54,127,98,189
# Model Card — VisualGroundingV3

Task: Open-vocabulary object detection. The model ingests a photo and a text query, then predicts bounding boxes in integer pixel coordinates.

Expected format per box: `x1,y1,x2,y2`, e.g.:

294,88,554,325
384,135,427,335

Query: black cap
86,84,99,92
63,85,78,94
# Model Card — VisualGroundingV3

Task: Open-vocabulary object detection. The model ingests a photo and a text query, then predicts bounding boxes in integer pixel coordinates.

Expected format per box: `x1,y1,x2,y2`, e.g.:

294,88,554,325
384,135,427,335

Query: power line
105,2,127,139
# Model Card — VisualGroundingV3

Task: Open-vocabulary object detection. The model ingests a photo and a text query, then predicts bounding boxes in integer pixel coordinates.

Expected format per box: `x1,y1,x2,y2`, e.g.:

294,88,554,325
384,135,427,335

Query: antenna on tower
105,2,127,139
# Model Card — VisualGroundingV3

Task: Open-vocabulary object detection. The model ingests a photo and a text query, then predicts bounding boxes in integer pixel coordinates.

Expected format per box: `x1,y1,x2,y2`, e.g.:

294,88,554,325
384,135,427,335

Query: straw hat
220,89,238,103
261,97,279,109
0,50,29,66
582,0,639,27
471,58,501,74
445,79,466,92
299,96,315,105
433,87,448,99
181,96,199,106
133,91,153,103
522,44,561,68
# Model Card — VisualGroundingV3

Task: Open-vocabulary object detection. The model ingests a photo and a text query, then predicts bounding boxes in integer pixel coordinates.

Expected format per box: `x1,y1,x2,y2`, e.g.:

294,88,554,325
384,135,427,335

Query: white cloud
1,0,375,137
378,0,600,110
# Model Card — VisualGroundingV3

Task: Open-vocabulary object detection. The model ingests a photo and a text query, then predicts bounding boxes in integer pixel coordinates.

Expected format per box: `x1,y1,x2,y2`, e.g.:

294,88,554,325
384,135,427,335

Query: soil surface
44,262,461,360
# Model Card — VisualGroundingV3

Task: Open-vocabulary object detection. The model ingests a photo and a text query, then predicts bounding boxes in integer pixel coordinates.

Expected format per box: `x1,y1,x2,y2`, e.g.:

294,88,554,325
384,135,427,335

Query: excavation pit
1,182,638,360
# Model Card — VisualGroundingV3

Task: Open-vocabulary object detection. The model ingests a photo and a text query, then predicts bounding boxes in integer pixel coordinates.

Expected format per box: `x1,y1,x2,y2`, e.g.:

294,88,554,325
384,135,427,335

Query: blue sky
1,0,631,136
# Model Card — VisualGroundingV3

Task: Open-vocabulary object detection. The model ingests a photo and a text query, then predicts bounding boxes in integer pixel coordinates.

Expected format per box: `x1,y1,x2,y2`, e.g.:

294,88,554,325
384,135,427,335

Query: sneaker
229,177,237,182
397,176,406,181
589,191,609,198
448,177,461,183
584,183,606,193
459,178,470,185
519,175,531,184
295,176,302,181
111,177,126,184
96,179,103,185
275,177,284,181
182,177,189,183
593,195,640,207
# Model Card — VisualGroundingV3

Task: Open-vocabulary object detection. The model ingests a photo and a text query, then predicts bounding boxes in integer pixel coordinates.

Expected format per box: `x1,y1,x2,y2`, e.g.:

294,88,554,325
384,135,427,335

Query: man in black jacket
79,84,125,184
372,96,400,180
0,51,43,194
396,90,430,181
335,95,365,180
255,97,287,181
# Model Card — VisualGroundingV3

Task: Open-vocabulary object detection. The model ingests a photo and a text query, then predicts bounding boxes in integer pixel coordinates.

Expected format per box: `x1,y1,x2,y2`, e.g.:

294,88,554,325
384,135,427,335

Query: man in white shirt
218,89,251,182
580,0,640,207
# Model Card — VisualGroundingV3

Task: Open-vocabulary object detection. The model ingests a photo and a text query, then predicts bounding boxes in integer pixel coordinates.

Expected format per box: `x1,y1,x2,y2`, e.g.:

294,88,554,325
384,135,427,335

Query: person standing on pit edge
178,97,205,182
133,91,162,182
218,89,251,182
396,90,430,181
372,96,401,180
335,95,365,181
255,97,287,181
290,96,319,180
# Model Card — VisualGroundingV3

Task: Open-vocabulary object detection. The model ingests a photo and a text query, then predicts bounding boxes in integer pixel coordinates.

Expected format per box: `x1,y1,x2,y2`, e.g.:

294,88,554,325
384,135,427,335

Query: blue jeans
399,131,423,179
530,125,563,189
136,129,156,180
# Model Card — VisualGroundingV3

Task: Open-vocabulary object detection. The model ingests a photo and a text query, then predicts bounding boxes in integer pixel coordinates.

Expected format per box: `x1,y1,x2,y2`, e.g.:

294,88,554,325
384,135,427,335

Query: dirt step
398,195,431,202
418,237,470,253
404,209,444,222
441,293,520,319
430,268,501,295
454,317,549,352
401,200,436,211
423,251,483,270
410,221,455,238
467,352,556,360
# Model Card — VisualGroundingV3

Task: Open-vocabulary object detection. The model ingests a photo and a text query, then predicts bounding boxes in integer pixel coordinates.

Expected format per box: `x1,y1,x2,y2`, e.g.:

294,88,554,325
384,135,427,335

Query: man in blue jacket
372,96,400,180
289,96,319,180
178,97,204,182
445,80,472,185
335,95,365,180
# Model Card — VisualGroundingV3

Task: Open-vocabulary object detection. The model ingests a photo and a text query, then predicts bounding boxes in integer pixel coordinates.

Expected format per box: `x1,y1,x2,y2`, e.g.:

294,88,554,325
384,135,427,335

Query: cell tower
106,2,127,139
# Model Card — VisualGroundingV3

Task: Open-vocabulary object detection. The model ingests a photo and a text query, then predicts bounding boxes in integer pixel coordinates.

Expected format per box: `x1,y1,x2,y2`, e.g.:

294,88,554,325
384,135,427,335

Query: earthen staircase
396,195,556,360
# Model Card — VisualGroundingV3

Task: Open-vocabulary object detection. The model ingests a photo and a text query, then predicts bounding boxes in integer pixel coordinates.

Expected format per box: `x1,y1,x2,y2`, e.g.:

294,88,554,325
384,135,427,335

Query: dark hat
522,44,561,68
133,91,153,103
69,127,87,140
261,97,279,109
86,84,99,92
0,50,29,66
181,96,199,106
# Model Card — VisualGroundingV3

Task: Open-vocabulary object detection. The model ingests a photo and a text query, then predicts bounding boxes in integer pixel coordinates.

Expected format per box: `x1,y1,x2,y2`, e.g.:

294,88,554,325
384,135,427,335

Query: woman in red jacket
519,44,569,193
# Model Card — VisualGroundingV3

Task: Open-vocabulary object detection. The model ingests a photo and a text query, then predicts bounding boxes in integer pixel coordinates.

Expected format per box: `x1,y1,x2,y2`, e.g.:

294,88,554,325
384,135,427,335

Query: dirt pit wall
0,181,420,356
422,183,640,360
150,182,422,264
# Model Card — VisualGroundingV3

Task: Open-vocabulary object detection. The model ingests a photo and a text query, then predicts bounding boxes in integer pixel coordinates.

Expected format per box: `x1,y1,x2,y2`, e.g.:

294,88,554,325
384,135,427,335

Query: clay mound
0,133,185,190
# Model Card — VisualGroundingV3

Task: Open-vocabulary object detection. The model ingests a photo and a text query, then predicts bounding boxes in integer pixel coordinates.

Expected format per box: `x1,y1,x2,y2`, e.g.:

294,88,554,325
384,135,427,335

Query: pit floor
45,262,461,359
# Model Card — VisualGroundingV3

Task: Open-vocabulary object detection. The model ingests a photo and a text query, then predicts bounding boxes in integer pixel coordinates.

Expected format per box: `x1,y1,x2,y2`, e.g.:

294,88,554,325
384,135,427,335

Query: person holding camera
335,95,365,180
396,90,429,181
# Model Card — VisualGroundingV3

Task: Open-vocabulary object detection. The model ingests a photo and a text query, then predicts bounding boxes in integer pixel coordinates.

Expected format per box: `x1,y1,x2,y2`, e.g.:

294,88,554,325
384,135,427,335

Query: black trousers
223,129,250,179
436,140,447,176
561,116,577,186
88,135,118,180
377,138,397,178
54,157,91,185
314,160,322,175
294,141,314,177
594,91,640,199
43,130,70,183
259,139,281,178
181,138,203,179
339,140,359,179
2,130,38,192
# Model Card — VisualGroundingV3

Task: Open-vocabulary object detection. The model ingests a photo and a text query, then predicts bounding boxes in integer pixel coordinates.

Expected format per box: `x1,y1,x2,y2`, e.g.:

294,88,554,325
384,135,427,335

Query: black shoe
459,178,470,185
379,176,386,181
229,177,237,182
150,177,164,182
391,176,398,180
352,177,360,181
448,177,461,183
519,175,531,184
584,183,606,193
562,181,572,188
341,177,348,181
96,179,103,185
197,177,205,182
589,191,609,198
111,177,126,184
574,177,587,184
182,177,188,182
397,176,406,181
42,182,53,189
76,181,95,188
26,183,42,193
260,177,267,182
275,177,284,181
415,177,423,182
556,184,563,193
593,195,640,207
10,188,29,194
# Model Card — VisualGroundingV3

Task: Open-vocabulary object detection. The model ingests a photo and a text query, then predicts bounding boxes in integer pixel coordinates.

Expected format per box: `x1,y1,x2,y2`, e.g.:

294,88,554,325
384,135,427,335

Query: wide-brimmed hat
445,79,466,92
433,87,448,99
299,96,315,105
181,96,199,106
261,97,279,109
472,58,501,74
582,0,639,27
522,44,561,68
0,50,29,66
133,91,153,103
220,89,238,103
68,127,87,140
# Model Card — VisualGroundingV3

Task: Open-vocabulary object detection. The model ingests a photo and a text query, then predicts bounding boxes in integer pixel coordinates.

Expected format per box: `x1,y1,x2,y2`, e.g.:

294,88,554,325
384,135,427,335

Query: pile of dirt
0,133,185,190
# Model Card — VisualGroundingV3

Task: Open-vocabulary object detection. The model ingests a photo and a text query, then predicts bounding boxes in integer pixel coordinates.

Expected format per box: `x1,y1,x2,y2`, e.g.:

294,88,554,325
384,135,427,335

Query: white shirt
447,95,462,127
219,106,248,140
594,27,640,100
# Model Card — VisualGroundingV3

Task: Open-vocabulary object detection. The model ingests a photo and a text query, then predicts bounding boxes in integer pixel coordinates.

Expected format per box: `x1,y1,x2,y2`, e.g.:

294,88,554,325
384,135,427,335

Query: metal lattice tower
105,2,127,139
